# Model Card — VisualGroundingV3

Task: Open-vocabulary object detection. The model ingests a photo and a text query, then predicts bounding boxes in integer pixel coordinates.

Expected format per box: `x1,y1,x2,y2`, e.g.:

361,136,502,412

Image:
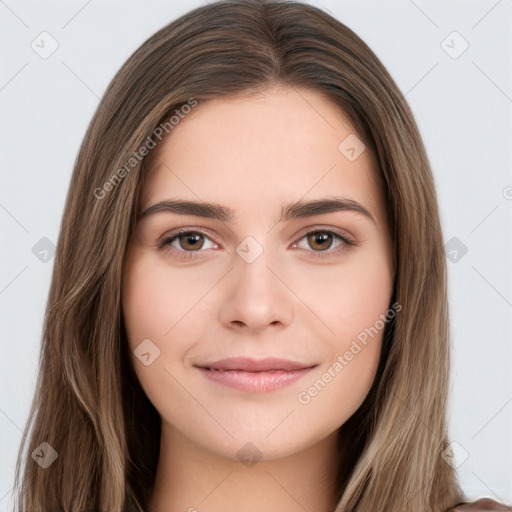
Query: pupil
310,232,331,250
182,233,203,250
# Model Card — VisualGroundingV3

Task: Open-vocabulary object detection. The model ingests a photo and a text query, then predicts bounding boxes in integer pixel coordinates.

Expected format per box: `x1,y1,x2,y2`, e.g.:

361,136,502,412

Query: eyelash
156,227,355,261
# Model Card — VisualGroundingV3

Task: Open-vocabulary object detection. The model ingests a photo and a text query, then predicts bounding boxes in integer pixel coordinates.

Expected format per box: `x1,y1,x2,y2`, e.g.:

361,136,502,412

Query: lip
196,357,315,372
194,357,317,393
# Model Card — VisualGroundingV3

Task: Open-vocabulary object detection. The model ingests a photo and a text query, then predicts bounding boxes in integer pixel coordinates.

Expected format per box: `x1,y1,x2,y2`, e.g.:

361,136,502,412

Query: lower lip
197,367,316,393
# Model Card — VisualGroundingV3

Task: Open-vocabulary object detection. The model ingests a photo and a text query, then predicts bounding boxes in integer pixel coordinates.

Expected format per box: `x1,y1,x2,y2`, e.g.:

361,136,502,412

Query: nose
218,244,294,333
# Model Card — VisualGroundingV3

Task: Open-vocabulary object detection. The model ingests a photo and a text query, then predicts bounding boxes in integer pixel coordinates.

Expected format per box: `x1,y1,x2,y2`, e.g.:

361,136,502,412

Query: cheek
122,249,224,407
336,249,393,340
122,250,212,350
122,262,170,347
291,244,392,414
291,240,393,344
121,251,208,413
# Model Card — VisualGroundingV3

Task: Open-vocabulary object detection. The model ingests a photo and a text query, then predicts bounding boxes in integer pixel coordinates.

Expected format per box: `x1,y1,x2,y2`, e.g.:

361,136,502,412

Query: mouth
196,356,316,372
194,357,318,393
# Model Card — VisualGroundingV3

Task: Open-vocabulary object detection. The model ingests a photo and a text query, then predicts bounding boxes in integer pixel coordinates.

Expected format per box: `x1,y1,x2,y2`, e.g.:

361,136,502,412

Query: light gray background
1,0,511,508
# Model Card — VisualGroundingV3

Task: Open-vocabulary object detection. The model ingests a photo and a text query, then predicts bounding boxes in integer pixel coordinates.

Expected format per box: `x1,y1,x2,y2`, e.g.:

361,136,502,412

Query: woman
13,1,511,511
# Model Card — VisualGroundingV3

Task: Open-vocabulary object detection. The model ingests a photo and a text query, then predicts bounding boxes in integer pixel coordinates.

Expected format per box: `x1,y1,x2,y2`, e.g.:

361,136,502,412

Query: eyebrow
139,197,375,224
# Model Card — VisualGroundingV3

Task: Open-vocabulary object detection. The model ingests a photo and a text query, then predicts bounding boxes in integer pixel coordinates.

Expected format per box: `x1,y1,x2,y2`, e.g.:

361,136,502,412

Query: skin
122,85,394,512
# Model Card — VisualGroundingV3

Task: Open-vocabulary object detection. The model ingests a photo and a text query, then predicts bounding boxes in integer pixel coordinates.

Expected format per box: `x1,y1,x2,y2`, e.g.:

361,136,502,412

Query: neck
149,422,342,512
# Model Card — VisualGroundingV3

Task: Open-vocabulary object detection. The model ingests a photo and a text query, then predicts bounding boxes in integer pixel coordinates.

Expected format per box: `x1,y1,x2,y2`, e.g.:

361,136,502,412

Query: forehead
141,86,386,228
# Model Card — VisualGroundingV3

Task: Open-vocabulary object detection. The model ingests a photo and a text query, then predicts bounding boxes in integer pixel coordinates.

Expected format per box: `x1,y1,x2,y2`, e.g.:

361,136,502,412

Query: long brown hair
13,1,465,510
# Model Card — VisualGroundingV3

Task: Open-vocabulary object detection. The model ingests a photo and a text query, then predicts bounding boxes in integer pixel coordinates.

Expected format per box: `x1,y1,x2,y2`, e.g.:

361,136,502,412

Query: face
122,85,394,461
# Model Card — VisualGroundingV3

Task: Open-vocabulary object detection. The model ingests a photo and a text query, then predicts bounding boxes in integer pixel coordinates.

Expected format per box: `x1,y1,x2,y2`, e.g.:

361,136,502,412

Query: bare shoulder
450,498,512,511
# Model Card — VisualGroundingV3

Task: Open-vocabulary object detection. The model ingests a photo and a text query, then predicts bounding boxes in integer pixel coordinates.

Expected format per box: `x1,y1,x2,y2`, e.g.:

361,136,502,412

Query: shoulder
447,497,512,511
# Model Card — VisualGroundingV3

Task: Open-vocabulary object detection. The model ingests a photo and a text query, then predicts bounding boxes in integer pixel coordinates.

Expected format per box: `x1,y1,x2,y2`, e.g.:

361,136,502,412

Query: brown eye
176,232,205,251
159,230,216,256
292,228,354,260
307,231,335,251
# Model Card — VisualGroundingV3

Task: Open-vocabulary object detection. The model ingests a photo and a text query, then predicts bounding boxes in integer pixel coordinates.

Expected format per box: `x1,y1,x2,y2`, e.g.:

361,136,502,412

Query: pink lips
195,357,317,393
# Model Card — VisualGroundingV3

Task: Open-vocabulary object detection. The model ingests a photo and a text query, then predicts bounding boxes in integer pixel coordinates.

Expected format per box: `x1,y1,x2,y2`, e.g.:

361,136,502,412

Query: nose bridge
234,233,280,300
237,241,273,288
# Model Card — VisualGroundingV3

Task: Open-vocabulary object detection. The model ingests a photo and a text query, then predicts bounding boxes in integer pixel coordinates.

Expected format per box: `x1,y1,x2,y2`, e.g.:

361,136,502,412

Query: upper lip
196,357,317,372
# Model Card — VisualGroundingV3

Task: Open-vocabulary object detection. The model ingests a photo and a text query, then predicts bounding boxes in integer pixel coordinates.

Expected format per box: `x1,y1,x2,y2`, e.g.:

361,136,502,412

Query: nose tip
219,256,294,333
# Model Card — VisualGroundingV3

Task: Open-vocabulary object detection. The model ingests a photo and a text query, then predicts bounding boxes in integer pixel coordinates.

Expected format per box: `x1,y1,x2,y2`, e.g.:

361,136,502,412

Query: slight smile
194,357,318,393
